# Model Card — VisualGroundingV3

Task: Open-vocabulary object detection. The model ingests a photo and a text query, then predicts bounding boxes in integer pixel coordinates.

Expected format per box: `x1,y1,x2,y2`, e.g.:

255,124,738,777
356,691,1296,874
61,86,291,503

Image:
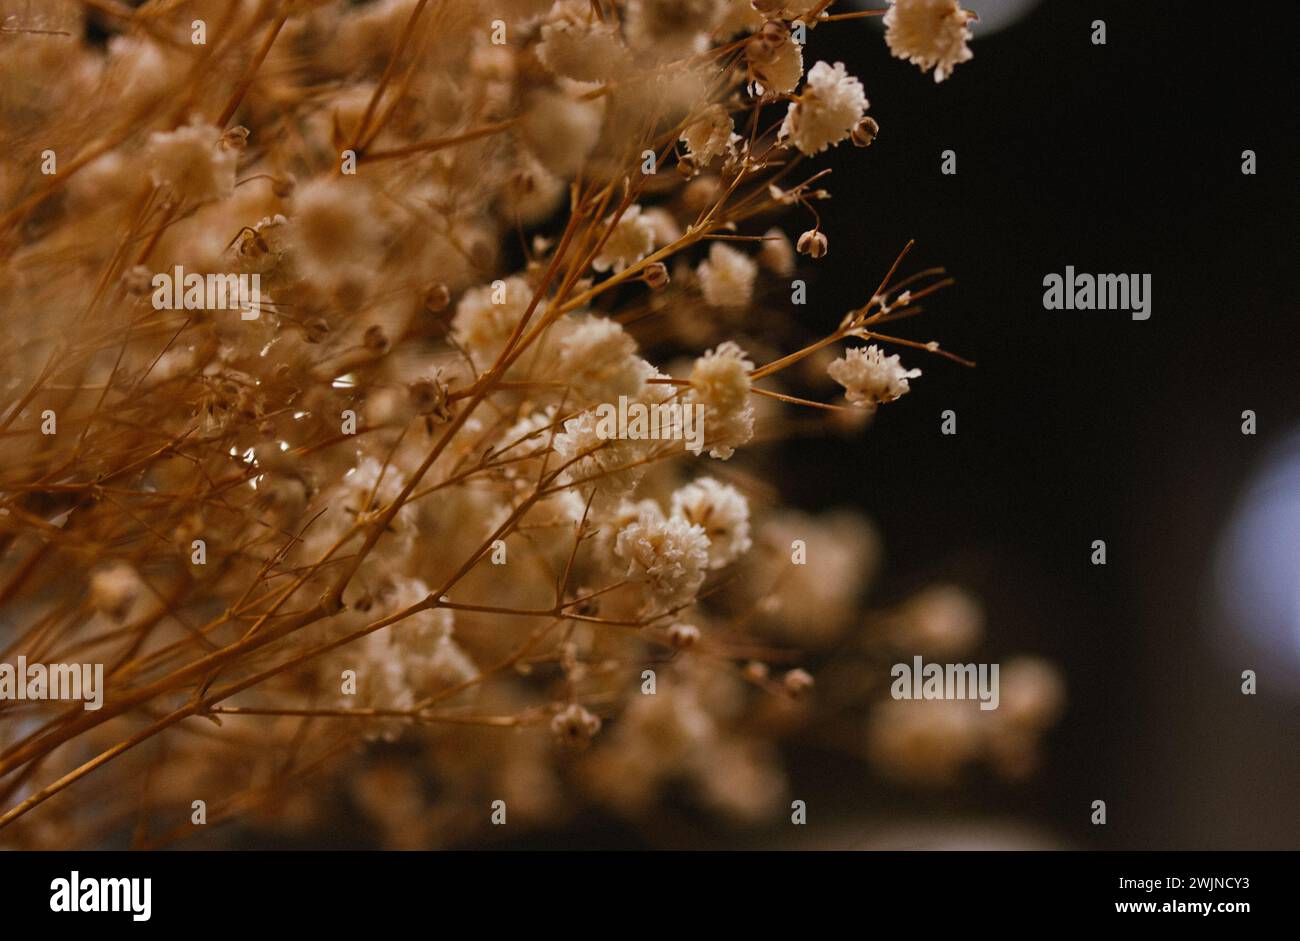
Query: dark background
775,0,1299,848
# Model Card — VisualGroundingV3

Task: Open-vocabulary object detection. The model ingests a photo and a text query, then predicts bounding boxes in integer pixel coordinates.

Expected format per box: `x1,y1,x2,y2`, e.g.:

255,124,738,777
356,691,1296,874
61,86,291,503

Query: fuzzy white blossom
556,316,652,401
537,1,629,82
145,122,236,204
883,0,974,83
827,344,921,410
779,61,869,156
749,28,804,95
688,341,755,459
696,243,757,309
552,408,649,509
451,276,542,362
616,511,711,612
680,105,736,167
592,205,656,274
671,477,752,568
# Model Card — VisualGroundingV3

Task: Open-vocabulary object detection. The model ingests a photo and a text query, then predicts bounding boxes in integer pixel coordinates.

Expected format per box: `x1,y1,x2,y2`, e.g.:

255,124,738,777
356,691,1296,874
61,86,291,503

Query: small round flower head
866,698,979,784
779,61,869,155
697,243,758,309
342,456,416,535
502,150,566,226
450,276,542,363
782,667,814,697
672,476,752,568
593,205,656,274
998,657,1066,730
827,344,920,410
556,315,650,401
667,622,702,649
747,23,804,95
690,340,753,415
537,0,630,82
381,586,477,696
688,341,756,458
89,562,145,622
883,0,974,83
289,176,380,276
552,409,648,509
521,88,604,177
616,512,711,612
144,122,236,204
551,703,603,748
894,584,984,656
680,104,736,168
758,227,796,276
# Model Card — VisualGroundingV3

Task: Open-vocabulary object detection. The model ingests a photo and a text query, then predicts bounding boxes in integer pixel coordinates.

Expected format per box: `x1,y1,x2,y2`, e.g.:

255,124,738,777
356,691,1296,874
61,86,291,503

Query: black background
777,0,1300,849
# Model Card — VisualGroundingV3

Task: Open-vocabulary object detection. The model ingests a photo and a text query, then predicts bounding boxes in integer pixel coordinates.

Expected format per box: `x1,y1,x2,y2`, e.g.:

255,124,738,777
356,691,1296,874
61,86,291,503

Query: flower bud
851,116,880,148
797,228,828,258
643,261,670,289
783,668,814,697
667,623,700,649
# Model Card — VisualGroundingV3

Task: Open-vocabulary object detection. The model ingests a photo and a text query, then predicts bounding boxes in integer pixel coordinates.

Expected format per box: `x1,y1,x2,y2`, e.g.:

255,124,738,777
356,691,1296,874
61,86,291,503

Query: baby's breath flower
144,121,236,204
592,205,656,274
616,512,711,612
552,409,649,509
883,0,975,83
688,341,756,458
783,668,814,697
827,344,921,410
88,563,145,622
521,89,604,177
451,276,542,363
796,228,828,258
556,316,651,401
551,703,603,748
747,22,804,95
680,104,736,168
537,1,630,82
667,622,702,649
690,340,753,415
758,227,796,275
779,61,869,156
852,116,880,147
696,242,758,309
671,477,752,568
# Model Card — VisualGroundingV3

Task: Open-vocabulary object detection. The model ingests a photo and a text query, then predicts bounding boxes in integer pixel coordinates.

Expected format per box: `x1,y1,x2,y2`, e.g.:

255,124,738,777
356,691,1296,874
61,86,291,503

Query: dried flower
883,0,975,83
697,243,758,308
828,344,921,409
145,121,236,204
796,228,828,258
779,61,869,155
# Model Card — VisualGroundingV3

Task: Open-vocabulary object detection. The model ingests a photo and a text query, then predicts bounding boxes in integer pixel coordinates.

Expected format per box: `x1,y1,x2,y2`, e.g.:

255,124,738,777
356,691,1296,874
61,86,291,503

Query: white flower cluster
883,0,975,83
827,344,922,410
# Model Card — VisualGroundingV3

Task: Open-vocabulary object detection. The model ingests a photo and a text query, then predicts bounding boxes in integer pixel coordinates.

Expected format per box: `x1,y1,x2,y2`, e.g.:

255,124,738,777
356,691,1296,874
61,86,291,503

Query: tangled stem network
0,0,1060,848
